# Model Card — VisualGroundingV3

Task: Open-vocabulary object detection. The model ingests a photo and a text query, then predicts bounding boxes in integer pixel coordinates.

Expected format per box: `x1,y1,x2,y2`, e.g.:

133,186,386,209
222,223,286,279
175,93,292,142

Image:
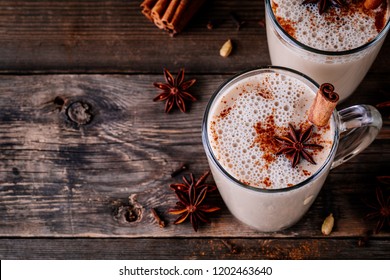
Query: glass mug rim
201,66,340,194
265,0,390,57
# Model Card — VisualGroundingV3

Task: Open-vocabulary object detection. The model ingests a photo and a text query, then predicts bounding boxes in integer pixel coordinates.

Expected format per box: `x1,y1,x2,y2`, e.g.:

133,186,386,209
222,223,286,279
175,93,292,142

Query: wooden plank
1,237,389,259
0,74,389,238
0,0,270,73
0,0,388,75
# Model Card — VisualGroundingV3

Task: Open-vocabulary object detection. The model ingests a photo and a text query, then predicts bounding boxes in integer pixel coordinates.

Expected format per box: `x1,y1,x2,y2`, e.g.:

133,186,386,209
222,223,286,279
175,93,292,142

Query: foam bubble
208,72,334,189
272,0,389,51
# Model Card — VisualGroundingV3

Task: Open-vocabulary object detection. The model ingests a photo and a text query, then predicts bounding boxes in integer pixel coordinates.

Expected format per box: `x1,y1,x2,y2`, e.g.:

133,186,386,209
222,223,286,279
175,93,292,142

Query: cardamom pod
321,213,334,235
220,39,233,57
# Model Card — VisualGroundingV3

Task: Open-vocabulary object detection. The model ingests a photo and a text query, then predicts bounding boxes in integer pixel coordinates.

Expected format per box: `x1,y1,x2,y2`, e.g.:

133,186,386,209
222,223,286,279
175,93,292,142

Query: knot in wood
113,194,144,224
53,96,65,107
12,167,20,176
66,101,92,125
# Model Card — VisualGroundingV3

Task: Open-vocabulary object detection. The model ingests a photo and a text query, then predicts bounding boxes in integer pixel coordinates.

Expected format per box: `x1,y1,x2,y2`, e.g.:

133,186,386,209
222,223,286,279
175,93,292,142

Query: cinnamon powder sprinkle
374,1,388,32
210,121,219,147
276,16,296,38
262,177,272,188
274,1,388,45
241,180,251,186
218,107,232,118
251,113,284,166
257,89,274,100
262,153,275,170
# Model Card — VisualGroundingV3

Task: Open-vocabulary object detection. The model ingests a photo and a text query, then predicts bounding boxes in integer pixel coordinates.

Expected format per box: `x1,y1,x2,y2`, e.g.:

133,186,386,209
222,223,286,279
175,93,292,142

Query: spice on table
258,18,266,28
321,213,334,235
357,230,373,247
229,12,245,30
171,163,189,177
308,83,339,127
151,208,166,228
220,39,233,58
140,0,207,36
365,185,390,234
302,0,345,15
153,68,197,113
170,170,217,193
169,172,220,232
376,100,390,109
206,20,214,30
221,239,239,254
364,0,384,10
376,100,390,119
377,176,390,185
274,124,324,168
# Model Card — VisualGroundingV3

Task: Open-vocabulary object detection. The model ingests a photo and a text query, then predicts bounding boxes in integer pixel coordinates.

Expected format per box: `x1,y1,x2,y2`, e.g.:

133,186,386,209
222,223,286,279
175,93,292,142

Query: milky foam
208,72,334,189
271,0,389,51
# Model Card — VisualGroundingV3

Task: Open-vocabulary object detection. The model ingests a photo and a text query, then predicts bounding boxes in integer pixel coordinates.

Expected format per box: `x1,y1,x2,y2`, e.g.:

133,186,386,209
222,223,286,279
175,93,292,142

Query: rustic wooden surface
0,0,389,259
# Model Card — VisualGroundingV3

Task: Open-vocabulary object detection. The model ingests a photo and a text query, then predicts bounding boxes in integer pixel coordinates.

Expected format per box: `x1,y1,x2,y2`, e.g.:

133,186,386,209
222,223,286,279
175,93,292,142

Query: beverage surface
208,72,334,189
271,0,389,51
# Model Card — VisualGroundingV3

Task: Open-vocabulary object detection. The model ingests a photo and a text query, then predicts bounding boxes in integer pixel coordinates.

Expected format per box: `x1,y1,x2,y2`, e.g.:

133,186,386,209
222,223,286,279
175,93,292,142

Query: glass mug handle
331,105,382,169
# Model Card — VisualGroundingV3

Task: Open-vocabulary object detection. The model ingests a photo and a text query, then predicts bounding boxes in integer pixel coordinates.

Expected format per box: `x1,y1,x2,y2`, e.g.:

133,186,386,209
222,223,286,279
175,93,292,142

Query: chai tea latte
271,0,389,51
265,0,390,101
203,67,382,231
207,71,334,189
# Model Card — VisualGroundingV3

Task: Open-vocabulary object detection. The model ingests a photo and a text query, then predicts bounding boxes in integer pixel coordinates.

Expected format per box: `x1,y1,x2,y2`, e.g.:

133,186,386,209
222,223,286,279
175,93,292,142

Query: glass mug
201,66,382,232
265,0,390,102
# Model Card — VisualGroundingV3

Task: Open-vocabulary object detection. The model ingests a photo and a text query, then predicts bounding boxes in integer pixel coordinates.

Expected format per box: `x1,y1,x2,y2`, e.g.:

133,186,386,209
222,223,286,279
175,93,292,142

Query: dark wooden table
0,0,389,260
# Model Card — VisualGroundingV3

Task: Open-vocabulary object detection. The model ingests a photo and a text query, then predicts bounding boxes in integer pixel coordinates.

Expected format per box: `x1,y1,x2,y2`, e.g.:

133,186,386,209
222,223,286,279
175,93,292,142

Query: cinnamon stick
308,83,339,127
169,0,206,35
162,0,181,26
140,0,206,35
151,0,170,29
364,0,383,10
150,0,170,19
151,208,166,228
166,0,190,32
140,0,158,22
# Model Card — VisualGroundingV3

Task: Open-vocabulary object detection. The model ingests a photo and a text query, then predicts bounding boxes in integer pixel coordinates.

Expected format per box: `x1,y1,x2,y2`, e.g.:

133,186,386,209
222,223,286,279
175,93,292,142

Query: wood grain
1,238,389,259
0,0,271,73
0,0,389,260
0,74,389,238
0,0,387,75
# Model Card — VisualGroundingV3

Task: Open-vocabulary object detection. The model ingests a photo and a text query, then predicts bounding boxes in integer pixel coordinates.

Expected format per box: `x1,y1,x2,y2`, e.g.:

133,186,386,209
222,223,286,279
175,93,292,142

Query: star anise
376,99,390,120
365,177,390,234
302,0,345,15
169,172,220,232
153,68,197,113
170,170,217,193
274,124,324,168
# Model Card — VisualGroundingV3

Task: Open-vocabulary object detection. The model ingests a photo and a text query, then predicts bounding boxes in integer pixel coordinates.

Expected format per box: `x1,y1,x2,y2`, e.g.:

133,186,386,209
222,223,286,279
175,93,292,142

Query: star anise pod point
170,170,217,193
153,68,197,113
302,0,345,15
274,123,324,168
169,171,220,232
365,179,390,234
